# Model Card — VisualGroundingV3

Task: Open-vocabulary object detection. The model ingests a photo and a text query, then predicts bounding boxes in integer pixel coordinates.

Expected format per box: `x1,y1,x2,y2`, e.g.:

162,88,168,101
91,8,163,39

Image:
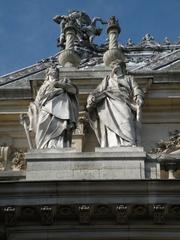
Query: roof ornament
53,10,107,67
176,36,180,45
53,10,107,49
138,33,160,48
103,16,125,67
53,11,81,67
163,37,171,45
142,33,154,42
126,38,135,47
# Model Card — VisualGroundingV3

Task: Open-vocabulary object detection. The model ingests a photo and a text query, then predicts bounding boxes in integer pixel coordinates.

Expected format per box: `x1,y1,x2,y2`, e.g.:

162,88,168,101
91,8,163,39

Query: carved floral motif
0,145,26,171
150,130,180,154
11,150,26,171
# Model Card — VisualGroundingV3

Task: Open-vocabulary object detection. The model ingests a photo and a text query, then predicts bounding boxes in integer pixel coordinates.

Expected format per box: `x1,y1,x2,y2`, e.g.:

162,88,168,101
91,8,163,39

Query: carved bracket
4,207,17,226
115,204,128,224
78,204,92,224
153,204,167,224
40,206,54,225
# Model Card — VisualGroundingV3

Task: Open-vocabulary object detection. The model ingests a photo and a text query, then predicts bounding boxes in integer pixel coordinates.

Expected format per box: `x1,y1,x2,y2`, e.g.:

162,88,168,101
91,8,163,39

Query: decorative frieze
0,203,178,226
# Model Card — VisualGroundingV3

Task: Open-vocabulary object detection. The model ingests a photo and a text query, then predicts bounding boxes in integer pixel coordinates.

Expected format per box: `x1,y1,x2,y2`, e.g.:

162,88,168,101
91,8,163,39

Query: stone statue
29,65,79,149
53,10,107,48
86,61,144,147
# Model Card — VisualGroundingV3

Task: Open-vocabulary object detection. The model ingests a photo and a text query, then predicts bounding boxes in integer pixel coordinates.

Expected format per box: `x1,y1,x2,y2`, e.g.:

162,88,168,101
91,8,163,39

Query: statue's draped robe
88,75,142,147
35,83,79,149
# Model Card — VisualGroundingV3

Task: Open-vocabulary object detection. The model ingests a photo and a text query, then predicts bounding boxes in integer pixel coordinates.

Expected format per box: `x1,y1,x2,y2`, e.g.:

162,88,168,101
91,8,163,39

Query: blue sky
0,0,180,75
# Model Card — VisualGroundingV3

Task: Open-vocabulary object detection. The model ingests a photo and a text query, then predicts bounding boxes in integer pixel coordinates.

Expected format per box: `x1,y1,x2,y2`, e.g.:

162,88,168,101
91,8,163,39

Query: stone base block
145,154,161,179
26,148,146,181
95,146,144,152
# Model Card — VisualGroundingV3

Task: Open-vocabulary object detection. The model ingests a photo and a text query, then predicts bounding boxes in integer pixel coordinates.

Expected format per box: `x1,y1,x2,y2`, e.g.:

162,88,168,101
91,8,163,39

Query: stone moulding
0,180,180,236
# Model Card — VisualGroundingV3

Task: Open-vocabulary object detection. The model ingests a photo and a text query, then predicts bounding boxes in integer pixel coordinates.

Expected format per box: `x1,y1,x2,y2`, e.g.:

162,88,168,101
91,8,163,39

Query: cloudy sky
0,0,180,75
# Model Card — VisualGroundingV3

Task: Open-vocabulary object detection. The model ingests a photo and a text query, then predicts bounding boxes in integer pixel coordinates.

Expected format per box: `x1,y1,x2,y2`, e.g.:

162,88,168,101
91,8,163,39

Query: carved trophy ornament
53,10,107,48
53,10,107,67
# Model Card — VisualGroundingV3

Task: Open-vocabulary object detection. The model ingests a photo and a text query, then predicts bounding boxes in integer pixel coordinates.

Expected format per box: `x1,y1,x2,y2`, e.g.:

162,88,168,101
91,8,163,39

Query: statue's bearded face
113,65,123,76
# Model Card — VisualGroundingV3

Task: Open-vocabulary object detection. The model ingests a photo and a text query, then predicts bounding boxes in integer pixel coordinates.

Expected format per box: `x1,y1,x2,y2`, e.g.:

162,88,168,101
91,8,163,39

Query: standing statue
86,61,144,147
28,65,79,149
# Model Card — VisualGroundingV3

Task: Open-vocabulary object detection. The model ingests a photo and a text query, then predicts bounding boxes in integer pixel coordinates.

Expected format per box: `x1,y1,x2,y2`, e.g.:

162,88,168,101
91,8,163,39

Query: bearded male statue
86,61,143,148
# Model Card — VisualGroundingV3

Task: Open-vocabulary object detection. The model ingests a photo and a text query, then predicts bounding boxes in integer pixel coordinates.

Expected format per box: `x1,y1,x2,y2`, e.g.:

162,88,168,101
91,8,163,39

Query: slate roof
1,34,180,89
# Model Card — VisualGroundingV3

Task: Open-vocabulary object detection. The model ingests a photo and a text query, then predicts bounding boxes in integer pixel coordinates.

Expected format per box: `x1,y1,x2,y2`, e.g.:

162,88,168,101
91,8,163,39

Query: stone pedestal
26,147,146,181
95,146,144,152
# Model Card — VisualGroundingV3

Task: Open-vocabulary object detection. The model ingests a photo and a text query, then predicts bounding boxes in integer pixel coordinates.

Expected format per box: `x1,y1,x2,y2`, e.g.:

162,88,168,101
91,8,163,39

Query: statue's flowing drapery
34,81,79,149
87,75,143,147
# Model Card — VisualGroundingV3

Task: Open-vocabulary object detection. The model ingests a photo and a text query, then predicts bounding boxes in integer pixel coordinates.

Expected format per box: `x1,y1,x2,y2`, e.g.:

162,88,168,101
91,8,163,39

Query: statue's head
46,65,59,81
111,60,126,76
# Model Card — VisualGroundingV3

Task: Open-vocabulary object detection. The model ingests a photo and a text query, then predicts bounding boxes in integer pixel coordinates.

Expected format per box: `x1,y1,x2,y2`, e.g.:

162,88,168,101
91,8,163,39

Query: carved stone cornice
0,180,180,226
0,203,180,227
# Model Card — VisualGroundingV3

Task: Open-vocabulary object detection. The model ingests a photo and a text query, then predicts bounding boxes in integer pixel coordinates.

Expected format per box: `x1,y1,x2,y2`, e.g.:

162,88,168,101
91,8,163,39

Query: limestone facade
0,11,180,240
